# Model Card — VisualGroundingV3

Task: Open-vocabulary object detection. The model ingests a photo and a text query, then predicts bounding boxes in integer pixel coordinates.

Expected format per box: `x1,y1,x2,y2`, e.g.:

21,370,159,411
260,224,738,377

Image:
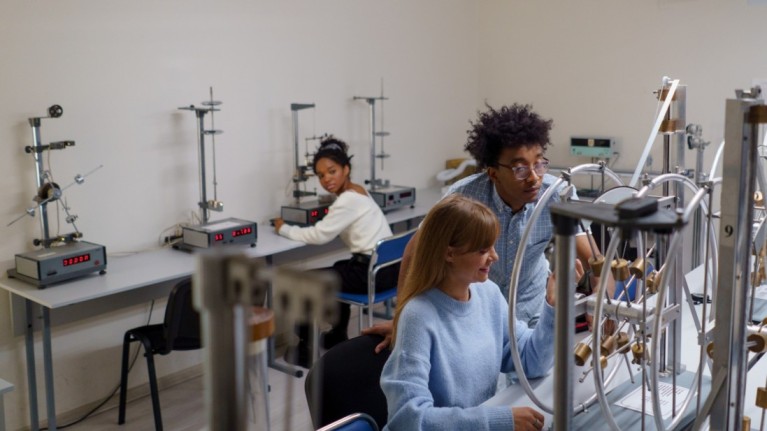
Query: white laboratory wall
3,0,767,429
477,0,767,178
0,1,480,429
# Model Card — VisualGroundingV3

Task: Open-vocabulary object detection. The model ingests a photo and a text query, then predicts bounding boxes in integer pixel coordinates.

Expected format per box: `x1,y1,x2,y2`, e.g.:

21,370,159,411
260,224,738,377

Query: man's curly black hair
464,103,553,169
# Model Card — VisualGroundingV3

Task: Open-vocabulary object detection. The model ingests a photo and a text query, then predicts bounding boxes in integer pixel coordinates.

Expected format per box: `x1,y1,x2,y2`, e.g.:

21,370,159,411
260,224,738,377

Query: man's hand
361,321,394,354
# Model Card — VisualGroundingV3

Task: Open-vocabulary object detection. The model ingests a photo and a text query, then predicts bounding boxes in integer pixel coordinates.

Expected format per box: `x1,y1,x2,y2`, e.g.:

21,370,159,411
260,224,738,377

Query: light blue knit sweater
381,280,554,431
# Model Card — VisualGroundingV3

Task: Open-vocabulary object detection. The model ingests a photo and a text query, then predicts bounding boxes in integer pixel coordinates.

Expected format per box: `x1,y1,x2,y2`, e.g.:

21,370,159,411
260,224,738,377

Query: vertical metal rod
29,118,51,243
195,253,249,430
25,300,39,431
691,146,706,267
264,255,302,377
553,216,577,431
709,98,759,430
42,308,56,431
292,109,300,204
255,343,271,431
196,111,209,224
369,100,377,190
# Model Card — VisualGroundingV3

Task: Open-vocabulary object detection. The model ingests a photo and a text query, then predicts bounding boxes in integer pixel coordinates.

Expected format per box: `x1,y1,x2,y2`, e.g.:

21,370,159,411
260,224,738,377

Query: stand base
7,267,107,289
570,370,709,430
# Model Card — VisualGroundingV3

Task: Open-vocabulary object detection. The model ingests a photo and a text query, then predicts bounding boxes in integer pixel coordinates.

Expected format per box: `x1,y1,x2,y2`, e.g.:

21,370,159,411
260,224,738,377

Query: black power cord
40,300,155,430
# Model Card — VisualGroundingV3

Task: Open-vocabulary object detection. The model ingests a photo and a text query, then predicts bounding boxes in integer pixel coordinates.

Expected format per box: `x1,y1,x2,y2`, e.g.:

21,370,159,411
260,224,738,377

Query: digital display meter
9,241,107,288
180,217,258,249
369,186,417,212
281,201,332,226
62,253,91,267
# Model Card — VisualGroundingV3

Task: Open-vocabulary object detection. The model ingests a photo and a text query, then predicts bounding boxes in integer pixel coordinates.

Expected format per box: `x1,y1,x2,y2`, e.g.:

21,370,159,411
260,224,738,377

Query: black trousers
324,255,400,334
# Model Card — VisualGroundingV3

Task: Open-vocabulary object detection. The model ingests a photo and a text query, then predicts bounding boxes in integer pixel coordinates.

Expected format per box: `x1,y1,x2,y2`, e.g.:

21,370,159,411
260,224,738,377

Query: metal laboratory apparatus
354,82,416,211
176,88,257,250
7,105,107,288
280,103,333,226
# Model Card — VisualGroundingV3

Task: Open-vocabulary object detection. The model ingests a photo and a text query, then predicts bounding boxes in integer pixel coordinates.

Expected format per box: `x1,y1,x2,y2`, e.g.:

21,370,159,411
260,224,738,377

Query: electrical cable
39,300,155,430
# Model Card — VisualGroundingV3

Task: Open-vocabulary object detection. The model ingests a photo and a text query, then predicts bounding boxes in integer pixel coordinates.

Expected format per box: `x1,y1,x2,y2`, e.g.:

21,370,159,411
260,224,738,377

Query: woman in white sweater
273,137,397,367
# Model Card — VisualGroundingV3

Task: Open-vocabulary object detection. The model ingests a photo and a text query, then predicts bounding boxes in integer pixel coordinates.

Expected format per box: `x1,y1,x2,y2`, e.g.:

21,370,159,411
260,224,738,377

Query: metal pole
709,98,761,429
196,111,209,224
369,99,377,190
552,213,577,431
29,118,50,243
292,109,300,203
25,300,39,431
195,252,249,430
42,308,56,431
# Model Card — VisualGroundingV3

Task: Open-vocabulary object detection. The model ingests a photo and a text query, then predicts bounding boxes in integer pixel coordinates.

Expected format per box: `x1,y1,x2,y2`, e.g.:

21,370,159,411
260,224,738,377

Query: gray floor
67,360,314,431
67,307,388,431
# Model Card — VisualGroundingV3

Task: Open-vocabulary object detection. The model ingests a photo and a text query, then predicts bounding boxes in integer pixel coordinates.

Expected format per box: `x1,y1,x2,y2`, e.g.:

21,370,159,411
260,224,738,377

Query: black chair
305,334,391,430
118,278,201,431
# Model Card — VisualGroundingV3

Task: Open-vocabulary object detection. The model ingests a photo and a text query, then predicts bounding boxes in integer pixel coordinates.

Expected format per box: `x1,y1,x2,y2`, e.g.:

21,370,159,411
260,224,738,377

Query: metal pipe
553,215,577,431
196,111,209,224
195,253,249,430
370,100,377,189
42,308,56,431
29,118,50,243
25,300,39,431
709,98,761,430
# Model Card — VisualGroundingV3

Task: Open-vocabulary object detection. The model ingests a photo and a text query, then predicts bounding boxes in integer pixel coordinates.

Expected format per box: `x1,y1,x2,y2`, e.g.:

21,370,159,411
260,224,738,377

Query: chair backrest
369,229,416,282
316,413,379,431
161,277,201,354
305,334,391,429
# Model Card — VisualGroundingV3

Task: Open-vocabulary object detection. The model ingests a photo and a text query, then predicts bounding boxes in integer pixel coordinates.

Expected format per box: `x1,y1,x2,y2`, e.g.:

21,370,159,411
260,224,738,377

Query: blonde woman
381,195,578,431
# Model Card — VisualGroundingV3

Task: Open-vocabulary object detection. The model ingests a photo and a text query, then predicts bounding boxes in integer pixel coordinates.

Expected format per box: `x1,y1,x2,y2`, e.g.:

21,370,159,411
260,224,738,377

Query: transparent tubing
708,141,725,186
507,163,624,413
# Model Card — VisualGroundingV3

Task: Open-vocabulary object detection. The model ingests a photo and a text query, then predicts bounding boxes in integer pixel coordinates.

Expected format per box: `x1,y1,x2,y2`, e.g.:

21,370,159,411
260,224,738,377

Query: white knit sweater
278,191,392,254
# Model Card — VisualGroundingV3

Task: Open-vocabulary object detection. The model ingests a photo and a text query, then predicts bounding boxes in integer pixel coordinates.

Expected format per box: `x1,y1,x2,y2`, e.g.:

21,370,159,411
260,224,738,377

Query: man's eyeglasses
496,159,550,180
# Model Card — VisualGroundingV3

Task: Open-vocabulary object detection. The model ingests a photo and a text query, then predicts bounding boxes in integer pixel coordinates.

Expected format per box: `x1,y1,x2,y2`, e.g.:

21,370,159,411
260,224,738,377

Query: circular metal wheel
506,163,625,415
589,173,719,430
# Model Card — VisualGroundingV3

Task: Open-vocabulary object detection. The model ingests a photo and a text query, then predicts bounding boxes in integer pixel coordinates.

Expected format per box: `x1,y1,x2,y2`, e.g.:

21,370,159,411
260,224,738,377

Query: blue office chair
337,229,415,332
117,278,201,431
316,412,379,431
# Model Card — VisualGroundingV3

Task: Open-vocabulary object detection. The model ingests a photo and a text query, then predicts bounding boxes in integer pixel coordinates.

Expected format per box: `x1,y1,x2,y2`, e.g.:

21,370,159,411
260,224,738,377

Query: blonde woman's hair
391,194,499,347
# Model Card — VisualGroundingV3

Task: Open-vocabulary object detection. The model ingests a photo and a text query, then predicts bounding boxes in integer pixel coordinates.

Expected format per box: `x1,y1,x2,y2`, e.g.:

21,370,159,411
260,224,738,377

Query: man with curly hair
447,103,599,325
365,103,607,352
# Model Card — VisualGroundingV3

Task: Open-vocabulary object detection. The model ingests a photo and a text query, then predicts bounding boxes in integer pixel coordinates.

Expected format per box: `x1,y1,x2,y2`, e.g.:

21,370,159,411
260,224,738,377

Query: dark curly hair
312,136,353,172
464,103,553,169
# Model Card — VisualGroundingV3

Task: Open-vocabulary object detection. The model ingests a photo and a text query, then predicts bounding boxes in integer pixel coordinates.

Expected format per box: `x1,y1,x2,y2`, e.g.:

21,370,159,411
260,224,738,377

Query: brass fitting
756,387,767,409
631,342,645,364
611,258,630,281
629,258,646,279
747,332,767,353
574,342,592,367
589,256,605,277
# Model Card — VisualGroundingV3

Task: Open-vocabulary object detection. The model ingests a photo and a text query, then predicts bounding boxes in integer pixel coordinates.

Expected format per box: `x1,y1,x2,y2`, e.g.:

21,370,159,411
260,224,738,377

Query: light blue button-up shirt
446,172,572,325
